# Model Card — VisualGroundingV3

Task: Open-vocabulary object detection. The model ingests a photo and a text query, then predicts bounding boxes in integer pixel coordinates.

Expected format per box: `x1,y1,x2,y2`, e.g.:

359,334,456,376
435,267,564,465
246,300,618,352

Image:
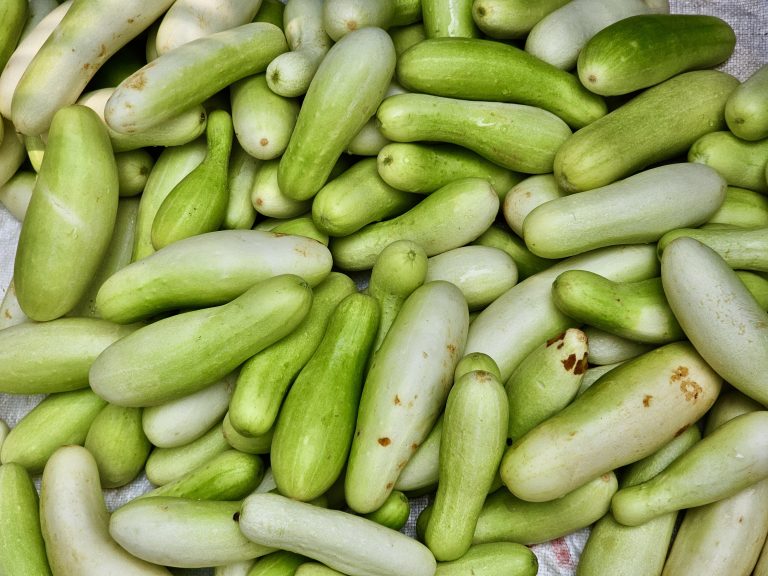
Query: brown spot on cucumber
381,154,393,166
447,343,457,356
386,482,394,489
260,138,269,147
588,74,597,84
422,351,429,359
411,443,419,451
643,395,653,407
378,437,391,446
3,310,10,319
476,370,492,382
562,354,577,371
394,394,401,405
126,71,146,91
546,333,566,347
346,20,358,31
670,366,690,381
574,354,588,375
674,424,690,437
680,379,702,401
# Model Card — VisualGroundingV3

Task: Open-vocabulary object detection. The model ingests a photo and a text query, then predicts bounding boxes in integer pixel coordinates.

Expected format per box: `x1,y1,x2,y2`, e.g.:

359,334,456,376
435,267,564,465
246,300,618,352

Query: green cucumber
377,93,571,173
708,186,768,228
376,142,522,198
502,175,564,238
272,293,379,501
278,27,395,201
0,0,27,74
115,149,153,197
583,327,656,366
222,414,274,455
397,37,606,128
98,229,331,324
425,369,508,561
434,542,537,576
14,105,118,321
471,223,556,280
471,0,570,39
230,272,357,438
0,170,35,222
330,177,499,271
726,63,768,141
323,0,395,41
554,70,738,192
392,0,422,26
247,551,307,576
389,23,426,55
295,563,344,576
271,214,330,245
312,157,418,237
363,491,411,530
577,14,735,96
90,274,312,407
688,130,768,193
345,281,468,513
422,0,479,38
251,159,312,219
394,415,442,492
658,226,768,272
225,142,260,230
500,341,722,502
738,271,768,310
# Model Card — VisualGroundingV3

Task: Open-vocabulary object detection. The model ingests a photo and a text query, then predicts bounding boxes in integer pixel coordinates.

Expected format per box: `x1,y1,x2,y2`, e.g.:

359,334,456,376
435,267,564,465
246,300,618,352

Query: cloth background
0,2,766,573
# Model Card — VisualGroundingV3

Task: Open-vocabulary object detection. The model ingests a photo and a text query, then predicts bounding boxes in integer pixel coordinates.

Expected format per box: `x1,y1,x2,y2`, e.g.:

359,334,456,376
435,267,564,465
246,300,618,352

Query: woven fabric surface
1,2,766,575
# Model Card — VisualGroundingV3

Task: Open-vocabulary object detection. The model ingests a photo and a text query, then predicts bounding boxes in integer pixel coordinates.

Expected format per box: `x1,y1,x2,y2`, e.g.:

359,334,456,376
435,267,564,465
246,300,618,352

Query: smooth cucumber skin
578,14,736,96
14,105,119,321
90,274,313,407
657,226,768,272
0,0,26,72
397,37,606,128
278,27,396,201
726,63,768,141
471,0,570,39
688,130,768,193
422,0,478,38
330,177,499,271
271,293,379,501
554,70,739,193
434,543,537,576
378,93,571,174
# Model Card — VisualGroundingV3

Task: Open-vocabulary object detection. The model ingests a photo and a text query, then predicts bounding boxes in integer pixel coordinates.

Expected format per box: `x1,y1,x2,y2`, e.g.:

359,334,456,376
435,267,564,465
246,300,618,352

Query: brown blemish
671,366,690,381
397,460,408,470
394,394,401,406
260,138,269,147
476,370,492,382
569,431,577,437
574,354,588,375
642,395,652,407
98,44,108,58
588,74,597,84
674,424,690,437
355,430,360,437
127,17,134,24
410,443,419,451
600,473,611,482
562,353,577,371
422,351,428,359
680,379,702,401
385,481,394,489
378,437,391,446
126,71,147,90
381,155,393,166
447,343,457,356
346,20,358,31
3,309,10,319
738,515,744,524
546,332,566,347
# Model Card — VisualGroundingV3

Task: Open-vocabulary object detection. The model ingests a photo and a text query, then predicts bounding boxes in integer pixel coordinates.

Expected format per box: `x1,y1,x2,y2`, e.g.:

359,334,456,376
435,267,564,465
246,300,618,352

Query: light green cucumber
422,0,479,38
583,326,656,365
505,328,588,441
345,281,469,513
376,142,522,198
225,142,260,230
378,93,571,173
434,542,537,576
708,186,768,228
688,130,768,193
425,246,518,311
554,70,738,192
426,369,508,561
474,472,618,545
502,174,564,238
216,560,258,576
256,0,286,27
658,226,768,272
323,0,395,41
0,0,26,73
312,157,418,237
465,243,659,382
330,177,499,271
223,413,275,455
252,159,313,219
500,341,721,502
524,162,726,259
41,445,171,576
1,389,108,473
98,229,331,323
239,492,437,576
0,279,28,330
110,497,273,569
230,272,356,438
0,462,51,576
90,274,312,407
84,404,150,488
14,105,118,321
389,23,426,55
577,362,622,395
23,133,45,171
0,118,25,189
272,293,379,501
395,414,442,492
145,422,230,486
151,108,233,249
0,169,35,221
661,236,768,405
392,0,421,25
0,317,138,394
471,223,556,280
115,149,153,197
295,563,345,576
347,117,390,156
471,0,570,39
247,551,307,576
398,37,606,128
612,411,768,526
738,271,768,310
726,63,768,141
231,73,299,160
142,375,233,448
552,272,684,344
278,27,395,201
106,22,287,134
272,214,329,245
363,490,410,530
578,14,735,96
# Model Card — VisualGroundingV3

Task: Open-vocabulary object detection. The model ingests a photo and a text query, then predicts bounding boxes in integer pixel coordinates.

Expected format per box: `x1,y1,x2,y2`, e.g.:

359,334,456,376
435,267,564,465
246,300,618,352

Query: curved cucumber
502,174,564,238
726,63,768,141
378,92,571,173
554,70,738,192
688,130,768,193
397,37,606,128
471,0,570,39
578,14,735,96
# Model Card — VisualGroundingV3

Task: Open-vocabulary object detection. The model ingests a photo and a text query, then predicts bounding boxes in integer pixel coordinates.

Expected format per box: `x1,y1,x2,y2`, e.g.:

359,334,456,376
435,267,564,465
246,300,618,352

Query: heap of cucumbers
0,0,767,575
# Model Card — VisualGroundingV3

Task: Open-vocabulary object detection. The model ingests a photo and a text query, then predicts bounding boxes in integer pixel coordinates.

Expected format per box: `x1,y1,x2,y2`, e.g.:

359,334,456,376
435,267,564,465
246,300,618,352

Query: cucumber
278,27,395,201
708,186,768,228
362,491,411,531
0,117,24,191
377,93,572,173
345,281,469,514
239,492,437,576
115,150,153,197
583,326,656,366
98,230,331,324
554,70,739,193
106,23,287,134
500,341,722,502
40,446,171,576
14,105,119,321
578,14,736,96
330,177,499,271
726,63,768,141
661,237,768,405
658,226,768,272
251,159,312,219
389,23,427,56
11,0,175,135
247,551,307,576
392,0,422,26
312,157,418,237
271,293,379,501
422,0,478,38
471,0,570,39
502,174,564,238
0,0,27,74
434,543,537,576
323,0,395,41
225,142,260,230
471,223,556,280
688,130,768,193
90,274,312,407
738,271,768,310
295,563,344,576
397,37,606,128
0,170,35,222
394,415,442,492
222,414,274,455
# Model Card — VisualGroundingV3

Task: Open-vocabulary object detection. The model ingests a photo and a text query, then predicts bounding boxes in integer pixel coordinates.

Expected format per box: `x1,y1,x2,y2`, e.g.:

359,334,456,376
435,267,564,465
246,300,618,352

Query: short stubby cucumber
471,0,570,39
725,63,768,141
397,37,606,128
330,177,499,271
502,174,564,238
688,130,768,193
378,93,572,174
